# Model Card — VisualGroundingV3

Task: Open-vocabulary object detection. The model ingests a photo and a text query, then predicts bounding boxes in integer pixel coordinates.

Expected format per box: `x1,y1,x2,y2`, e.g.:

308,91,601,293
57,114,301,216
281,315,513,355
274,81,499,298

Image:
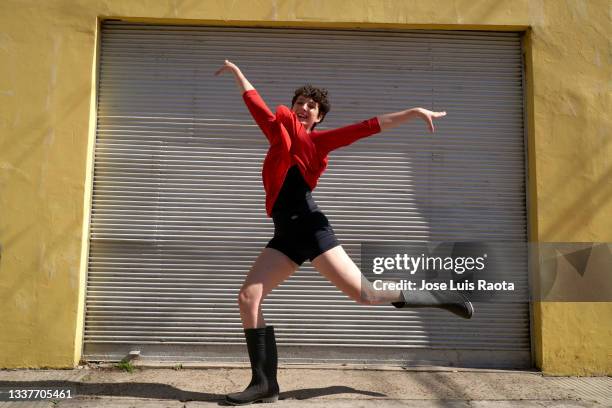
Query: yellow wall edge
101,16,529,31
521,28,542,371
73,17,102,367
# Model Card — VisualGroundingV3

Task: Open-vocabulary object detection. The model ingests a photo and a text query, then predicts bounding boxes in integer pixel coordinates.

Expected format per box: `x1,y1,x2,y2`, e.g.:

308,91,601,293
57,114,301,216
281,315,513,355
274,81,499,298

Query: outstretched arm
214,59,255,93
377,108,447,133
214,60,289,147
312,106,447,156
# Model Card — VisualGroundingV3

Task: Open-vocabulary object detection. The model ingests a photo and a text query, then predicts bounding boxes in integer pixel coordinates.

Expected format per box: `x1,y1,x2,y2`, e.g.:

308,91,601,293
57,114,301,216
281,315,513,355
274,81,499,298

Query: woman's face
291,95,322,132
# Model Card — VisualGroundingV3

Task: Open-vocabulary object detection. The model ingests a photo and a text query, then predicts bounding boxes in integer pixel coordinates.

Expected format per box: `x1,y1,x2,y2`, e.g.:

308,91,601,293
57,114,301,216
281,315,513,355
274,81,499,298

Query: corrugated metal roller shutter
84,22,529,367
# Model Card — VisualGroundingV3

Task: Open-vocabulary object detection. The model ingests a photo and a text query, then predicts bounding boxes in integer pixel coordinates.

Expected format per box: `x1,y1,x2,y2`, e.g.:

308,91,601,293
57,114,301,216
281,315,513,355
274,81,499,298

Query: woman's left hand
415,108,447,133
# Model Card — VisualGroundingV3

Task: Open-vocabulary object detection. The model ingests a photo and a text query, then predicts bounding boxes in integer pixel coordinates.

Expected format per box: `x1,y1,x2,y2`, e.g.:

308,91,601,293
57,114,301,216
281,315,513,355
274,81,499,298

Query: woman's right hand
214,59,239,76
214,60,255,93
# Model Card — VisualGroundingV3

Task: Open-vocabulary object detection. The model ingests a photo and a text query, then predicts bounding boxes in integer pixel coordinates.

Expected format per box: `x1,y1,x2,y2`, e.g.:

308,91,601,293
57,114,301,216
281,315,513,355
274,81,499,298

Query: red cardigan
242,89,381,217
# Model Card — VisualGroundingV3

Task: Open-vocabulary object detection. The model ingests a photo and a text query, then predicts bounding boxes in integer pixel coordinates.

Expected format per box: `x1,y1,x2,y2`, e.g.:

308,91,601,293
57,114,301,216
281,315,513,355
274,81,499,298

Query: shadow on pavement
281,385,386,399
0,380,386,404
0,380,220,402
217,385,387,405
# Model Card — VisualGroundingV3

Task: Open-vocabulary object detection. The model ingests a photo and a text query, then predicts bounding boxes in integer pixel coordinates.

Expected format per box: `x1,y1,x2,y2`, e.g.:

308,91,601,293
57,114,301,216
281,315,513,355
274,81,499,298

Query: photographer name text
373,279,515,291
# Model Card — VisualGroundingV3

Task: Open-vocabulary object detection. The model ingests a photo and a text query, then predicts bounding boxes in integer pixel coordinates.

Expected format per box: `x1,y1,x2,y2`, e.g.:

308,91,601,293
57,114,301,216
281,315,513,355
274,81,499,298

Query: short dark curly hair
291,84,331,129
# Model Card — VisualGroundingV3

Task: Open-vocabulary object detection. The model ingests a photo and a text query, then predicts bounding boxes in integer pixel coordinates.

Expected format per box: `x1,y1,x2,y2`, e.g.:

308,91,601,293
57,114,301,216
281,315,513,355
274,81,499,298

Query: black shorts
266,210,340,266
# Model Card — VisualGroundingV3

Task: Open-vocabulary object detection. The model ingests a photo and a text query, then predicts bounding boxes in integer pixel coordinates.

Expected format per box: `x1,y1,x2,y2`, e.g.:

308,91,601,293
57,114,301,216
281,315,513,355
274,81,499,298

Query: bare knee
238,286,263,312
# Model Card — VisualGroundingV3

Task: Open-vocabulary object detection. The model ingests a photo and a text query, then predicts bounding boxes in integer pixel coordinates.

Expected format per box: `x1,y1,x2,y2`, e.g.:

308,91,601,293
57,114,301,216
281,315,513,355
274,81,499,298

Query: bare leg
312,245,473,318
227,247,293,405
311,245,401,305
238,247,299,328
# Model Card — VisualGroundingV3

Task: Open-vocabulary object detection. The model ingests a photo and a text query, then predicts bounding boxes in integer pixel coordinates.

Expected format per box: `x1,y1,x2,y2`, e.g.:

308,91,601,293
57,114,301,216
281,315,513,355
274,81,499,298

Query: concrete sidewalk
0,364,610,407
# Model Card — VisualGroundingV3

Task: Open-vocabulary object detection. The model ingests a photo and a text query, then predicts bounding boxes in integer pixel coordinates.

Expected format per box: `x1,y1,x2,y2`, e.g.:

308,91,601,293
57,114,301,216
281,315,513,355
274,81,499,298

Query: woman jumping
214,60,473,405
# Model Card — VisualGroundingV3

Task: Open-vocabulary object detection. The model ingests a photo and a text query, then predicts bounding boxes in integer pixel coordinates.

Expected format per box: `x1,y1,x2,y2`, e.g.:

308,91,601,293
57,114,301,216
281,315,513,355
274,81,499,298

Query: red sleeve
311,118,381,156
242,89,276,144
274,104,302,136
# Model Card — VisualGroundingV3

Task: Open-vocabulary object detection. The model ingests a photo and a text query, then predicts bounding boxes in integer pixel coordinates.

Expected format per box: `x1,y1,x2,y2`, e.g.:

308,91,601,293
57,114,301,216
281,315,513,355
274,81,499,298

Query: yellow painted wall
0,0,609,374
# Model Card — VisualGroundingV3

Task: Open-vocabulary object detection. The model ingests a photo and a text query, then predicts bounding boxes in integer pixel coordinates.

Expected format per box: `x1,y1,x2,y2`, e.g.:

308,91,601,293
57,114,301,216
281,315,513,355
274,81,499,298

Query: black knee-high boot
264,326,279,397
392,290,474,319
225,326,279,405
